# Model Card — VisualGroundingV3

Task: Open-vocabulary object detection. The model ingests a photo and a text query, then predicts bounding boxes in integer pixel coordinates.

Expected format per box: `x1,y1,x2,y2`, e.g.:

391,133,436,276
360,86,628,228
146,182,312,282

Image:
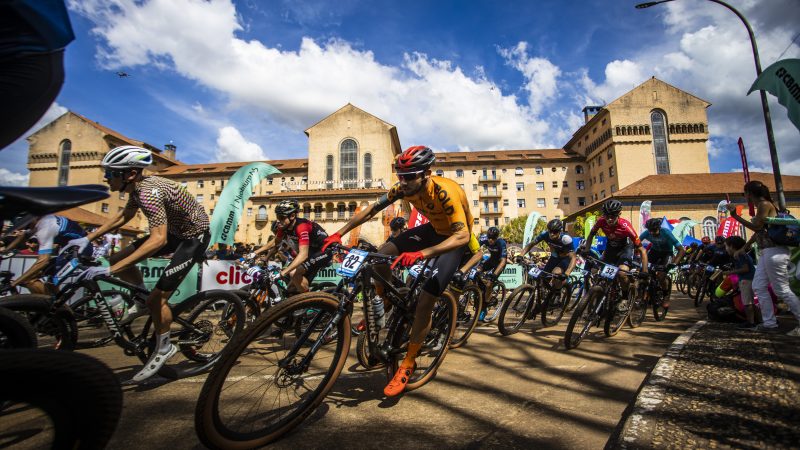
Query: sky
1,0,798,186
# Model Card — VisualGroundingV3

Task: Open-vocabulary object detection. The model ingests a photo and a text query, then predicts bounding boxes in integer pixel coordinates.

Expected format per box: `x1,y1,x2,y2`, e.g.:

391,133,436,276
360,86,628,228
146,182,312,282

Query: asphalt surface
4,292,706,449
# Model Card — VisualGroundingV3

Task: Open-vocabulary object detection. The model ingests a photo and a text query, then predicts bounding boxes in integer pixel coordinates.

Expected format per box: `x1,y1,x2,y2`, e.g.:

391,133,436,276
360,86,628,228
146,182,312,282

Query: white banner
200,260,257,290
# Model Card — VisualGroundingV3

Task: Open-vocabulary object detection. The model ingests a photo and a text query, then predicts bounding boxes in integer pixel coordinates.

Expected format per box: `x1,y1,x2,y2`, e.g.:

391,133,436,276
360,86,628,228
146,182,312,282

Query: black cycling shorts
543,255,571,273
602,242,635,267
301,251,333,283
648,250,673,267
132,232,210,292
389,222,468,296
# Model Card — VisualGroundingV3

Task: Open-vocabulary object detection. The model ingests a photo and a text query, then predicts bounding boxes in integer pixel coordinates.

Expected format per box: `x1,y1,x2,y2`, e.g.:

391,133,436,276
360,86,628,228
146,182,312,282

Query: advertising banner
200,260,257,291
748,59,800,132
639,200,652,233
522,212,541,248
210,162,280,245
408,206,430,229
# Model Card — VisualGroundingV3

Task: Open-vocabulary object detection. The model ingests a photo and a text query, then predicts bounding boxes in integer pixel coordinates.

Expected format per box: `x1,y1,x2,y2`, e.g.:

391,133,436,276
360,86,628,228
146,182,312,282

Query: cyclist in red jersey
581,199,647,296
250,200,330,293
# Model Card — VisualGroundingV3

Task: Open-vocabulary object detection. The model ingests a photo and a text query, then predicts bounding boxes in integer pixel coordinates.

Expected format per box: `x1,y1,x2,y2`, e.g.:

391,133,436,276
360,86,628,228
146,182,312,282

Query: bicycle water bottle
108,294,125,317
371,296,385,329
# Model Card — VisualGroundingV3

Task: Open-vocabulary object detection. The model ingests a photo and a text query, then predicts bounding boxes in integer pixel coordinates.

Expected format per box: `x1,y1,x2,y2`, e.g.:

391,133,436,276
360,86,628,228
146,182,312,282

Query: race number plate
336,249,368,278
408,263,424,278
600,264,619,280
528,267,542,279
705,265,715,273
467,268,477,280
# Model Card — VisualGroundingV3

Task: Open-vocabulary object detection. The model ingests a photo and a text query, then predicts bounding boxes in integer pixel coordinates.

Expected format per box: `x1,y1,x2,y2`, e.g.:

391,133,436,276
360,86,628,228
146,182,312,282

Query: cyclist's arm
11,254,50,287
251,239,277,257
109,223,168,274
492,258,506,277
0,231,28,253
280,243,308,277
673,245,686,265
86,208,136,242
421,222,470,259
637,245,648,273
730,201,770,232
565,251,578,275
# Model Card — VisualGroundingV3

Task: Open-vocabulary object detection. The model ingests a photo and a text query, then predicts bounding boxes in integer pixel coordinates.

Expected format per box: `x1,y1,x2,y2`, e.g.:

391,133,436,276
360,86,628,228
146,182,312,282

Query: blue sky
1,0,798,185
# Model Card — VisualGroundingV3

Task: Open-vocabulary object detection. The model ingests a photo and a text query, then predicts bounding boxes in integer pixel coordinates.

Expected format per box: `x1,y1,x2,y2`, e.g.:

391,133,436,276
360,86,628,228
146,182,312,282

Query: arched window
435,169,444,177
363,153,372,188
702,216,718,238
534,166,543,175
575,165,584,174
336,202,346,219
313,203,323,220
651,110,671,174
348,202,357,217
58,140,72,186
257,205,267,220
325,155,334,189
303,203,311,218
340,139,358,189
456,169,464,177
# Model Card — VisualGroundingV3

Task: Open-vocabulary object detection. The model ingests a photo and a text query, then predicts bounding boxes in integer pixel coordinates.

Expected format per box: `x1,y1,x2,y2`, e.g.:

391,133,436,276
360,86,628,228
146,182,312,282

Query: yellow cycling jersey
378,176,480,253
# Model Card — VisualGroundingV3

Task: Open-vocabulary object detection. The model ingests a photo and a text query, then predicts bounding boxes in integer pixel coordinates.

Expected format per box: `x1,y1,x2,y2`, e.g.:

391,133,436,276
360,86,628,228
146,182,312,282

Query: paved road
8,292,707,449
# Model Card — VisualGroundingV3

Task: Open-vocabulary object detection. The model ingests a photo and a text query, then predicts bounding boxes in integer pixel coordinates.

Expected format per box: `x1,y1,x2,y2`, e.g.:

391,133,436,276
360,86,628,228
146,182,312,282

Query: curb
610,320,707,449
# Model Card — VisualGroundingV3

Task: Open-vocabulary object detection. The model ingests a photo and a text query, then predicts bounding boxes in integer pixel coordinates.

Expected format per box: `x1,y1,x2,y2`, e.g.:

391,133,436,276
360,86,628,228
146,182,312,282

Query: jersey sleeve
33,215,58,255
295,222,312,246
622,221,642,247
532,231,547,244
374,183,403,212
498,239,508,258
591,217,604,234
135,186,168,229
560,234,574,249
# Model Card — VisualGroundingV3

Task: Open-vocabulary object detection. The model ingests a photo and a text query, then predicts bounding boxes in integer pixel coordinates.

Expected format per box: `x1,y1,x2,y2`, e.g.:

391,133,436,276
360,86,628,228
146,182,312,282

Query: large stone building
28,77,754,244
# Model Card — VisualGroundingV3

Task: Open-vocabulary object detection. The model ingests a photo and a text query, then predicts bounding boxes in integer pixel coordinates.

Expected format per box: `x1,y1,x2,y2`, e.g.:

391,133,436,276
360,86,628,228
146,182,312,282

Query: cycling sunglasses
397,171,424,182
104,169,126,179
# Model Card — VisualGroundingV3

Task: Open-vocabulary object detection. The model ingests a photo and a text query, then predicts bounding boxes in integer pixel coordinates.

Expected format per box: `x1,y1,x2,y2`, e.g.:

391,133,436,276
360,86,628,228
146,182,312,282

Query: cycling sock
158,332,171,354
401,343,422,368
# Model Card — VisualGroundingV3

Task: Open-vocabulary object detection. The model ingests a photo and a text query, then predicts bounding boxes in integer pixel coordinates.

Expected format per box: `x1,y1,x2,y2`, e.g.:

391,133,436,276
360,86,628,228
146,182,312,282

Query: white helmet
101,145,153,170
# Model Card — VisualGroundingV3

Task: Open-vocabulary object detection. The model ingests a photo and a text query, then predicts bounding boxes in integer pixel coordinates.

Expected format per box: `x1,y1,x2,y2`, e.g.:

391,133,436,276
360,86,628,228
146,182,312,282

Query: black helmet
486,226,500,239
646,217,663,232
547,219,563,233
601,199,623,216
390,216,407,231
715,235,725,245
396,146,436,174
275,199,299,217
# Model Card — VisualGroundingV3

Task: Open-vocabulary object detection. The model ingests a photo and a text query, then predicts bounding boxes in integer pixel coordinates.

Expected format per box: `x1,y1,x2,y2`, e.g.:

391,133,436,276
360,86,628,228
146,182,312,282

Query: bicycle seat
0,185,109,218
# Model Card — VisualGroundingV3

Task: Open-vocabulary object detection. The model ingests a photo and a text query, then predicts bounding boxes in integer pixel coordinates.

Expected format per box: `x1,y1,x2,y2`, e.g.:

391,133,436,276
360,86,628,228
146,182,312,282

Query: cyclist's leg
296,252,333,293
374,241,399,297
23,279,48,295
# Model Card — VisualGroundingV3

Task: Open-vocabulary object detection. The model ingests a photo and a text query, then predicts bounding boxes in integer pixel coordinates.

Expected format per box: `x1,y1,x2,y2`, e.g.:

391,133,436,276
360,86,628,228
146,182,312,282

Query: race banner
672,219,697,245
201,260,258,290
748,59,800,132
522,212,541,248
584,215,596,240
210,162,280,245
717,217,741,238
408,206,429,229
639,200,652,233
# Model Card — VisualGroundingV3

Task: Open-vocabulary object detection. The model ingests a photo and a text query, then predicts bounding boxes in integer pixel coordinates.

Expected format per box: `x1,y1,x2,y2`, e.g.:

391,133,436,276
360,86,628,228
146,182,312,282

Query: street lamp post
636,0,786,211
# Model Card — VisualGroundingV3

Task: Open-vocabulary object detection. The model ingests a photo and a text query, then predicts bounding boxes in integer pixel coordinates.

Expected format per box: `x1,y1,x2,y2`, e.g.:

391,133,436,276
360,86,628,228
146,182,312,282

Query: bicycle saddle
0,185,109,218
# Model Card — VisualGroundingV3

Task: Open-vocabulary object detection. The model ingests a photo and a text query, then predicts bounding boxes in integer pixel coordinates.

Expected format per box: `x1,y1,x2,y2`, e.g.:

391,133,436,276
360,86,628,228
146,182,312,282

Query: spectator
723,236,756,329
18,237,38,255
728,181,800,336
92,236,110,259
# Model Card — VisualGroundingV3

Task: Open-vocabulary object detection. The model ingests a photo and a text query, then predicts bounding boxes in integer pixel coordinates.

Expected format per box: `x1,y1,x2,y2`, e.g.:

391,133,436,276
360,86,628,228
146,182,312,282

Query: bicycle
563,256,646,350
446,266,483,349
498,259,571,335
195,243,457,448
628,264,671,327
692,262,723,307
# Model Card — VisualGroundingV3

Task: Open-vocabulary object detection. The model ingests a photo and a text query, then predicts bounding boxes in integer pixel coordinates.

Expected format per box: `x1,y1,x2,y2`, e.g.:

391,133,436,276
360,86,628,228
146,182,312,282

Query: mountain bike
446,266,482,349
498,259,571,335
563,256,645,350
195,243,457,448
628,264,671,327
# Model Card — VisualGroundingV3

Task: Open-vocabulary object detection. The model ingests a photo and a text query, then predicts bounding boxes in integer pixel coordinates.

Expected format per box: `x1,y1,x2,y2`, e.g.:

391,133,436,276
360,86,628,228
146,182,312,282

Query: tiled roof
614,172,800,198
251,187,388,201
435,148,580,164
58,207,140,234
155,159,308,177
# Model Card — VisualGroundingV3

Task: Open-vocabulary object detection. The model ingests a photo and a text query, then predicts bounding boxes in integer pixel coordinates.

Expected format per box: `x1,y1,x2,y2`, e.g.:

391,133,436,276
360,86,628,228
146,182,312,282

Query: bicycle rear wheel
0,306,37,349
497,285,535,335
385,291,457,391
693,277,707,307
195,292,350,449
604,291,630,337
653,278,670,321
541,284,570,327
450,285,482,349
0,294,74,350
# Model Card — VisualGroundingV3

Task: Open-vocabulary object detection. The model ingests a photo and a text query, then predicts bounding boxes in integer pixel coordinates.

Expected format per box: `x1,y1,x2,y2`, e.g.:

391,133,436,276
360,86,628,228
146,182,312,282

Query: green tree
572,211,602,238
501,215,547,247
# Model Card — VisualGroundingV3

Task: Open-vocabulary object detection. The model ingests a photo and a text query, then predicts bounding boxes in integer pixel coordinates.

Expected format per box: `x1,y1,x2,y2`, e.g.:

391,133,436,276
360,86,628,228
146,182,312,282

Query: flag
584,215,596,241
639,200,652,233
748,59,800,132
210,162,281,245
738,138,756,217
522,212,541,248
672,219,697,245
408,206,429,228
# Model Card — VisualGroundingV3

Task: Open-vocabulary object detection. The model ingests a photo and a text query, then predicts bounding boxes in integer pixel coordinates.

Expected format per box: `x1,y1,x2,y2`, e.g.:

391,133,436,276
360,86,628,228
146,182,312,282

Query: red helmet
396,146,436,174
701,236,711,244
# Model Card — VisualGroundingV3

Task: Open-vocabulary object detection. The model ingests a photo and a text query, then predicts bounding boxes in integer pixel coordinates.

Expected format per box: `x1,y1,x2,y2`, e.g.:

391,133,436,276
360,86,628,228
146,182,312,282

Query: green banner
522,212,541,248
584,215,596,240
748,58,800,132
672,219,697,246
96,258,198,304
210,162,281,245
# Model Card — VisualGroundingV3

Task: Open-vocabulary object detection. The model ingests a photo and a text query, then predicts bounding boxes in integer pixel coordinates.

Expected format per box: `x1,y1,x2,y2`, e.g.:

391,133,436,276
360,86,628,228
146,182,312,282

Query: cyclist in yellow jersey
322,146,479,397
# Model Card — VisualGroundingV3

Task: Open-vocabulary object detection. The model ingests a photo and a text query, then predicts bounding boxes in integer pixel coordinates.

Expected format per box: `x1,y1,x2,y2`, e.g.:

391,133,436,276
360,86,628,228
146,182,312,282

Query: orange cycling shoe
384,363,415,397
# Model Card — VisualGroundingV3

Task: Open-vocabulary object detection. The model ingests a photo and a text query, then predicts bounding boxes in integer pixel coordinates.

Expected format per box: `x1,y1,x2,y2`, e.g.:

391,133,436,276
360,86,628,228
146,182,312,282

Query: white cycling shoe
119,301,149,325
132,344,177,382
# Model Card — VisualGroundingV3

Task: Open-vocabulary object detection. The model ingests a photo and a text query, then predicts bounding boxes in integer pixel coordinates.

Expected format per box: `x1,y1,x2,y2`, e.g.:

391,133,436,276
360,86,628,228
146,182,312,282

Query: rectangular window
553,198,559,206
485,218,491,226
611,184,617,193
598,155,603,165
600,173,605,183
456,169,464,177
473,218,479,225
503,199,509,206
609,167,615,177
472,184,478,191
197,180,204,188
535,167,543,175
210,194,215,201
473,200,479,207
247,208,252,216
601,190,606,199
562,180,568,188
535,182,544,191
196,194,204,203
517,199,526,208
268,178,273,185
563,197,570,205
502,183,508,190
211,180,216,185
101,203,109,213
515,167,524,176
578,197,586,206
504,217,510,224
552,181,558,188
516,182,525,192
577,181,585,190
537,198,546,208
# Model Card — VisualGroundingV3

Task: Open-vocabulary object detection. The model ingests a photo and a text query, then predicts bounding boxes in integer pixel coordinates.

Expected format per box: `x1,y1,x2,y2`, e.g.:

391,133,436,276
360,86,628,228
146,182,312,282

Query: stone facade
26,77,717,244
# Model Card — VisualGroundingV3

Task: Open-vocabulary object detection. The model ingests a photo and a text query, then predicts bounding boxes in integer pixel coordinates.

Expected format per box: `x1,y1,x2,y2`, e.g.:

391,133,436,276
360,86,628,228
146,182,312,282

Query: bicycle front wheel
604,291,630,337
195,292,350,449
564,289,600,350
541,284,570,327
497,285,535,335
627,286,648,328
449,285,482,349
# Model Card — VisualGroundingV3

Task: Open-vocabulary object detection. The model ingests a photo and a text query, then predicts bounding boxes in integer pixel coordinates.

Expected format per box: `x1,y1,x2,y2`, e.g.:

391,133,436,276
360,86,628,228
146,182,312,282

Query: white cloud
0,168,29,186
498,42,561,115
216,126,268,161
